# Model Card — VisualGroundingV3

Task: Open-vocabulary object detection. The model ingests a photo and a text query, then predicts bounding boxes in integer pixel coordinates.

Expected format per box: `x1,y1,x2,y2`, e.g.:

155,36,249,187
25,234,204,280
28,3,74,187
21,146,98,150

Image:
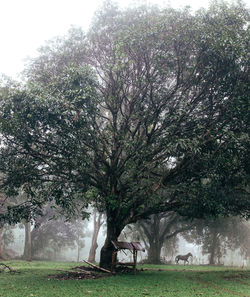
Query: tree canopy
0,1,249,267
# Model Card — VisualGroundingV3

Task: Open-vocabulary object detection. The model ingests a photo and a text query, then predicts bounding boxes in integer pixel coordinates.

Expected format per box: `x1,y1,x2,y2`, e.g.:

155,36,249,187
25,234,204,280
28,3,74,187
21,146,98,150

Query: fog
5,217,106,262
2,216,249,268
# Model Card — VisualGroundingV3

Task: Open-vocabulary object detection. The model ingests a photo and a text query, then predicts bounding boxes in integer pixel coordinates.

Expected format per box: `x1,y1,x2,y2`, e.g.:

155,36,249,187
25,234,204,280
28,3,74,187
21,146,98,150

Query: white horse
175,252,193,265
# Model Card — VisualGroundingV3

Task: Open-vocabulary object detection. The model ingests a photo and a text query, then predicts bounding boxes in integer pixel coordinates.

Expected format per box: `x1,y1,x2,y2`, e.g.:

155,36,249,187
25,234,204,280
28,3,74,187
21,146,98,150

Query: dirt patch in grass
186,274,249,296
48,265,138,280
48,266,107,280
222,272,250,287
223,273,249,280
48,270,104,280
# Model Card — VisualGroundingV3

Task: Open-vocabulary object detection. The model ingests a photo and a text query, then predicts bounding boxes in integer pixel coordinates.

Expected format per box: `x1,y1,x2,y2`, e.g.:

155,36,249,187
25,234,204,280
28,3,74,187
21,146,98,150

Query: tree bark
147,239,162,264
88,210,103,263
0,194,7,260
23,222,32,261
99,219,122,269
77,237,81,262
0,228,3,258
209,229,218,265
0,227,6,260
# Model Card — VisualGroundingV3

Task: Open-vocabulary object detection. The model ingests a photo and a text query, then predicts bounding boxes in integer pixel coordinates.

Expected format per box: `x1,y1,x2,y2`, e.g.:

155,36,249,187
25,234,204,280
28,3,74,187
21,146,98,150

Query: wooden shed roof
111,241,145,252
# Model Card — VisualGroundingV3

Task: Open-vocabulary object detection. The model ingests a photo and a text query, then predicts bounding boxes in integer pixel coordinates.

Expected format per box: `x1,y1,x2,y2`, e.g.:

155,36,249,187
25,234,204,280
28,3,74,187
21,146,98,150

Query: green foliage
0,1,249,266
0,66,99,221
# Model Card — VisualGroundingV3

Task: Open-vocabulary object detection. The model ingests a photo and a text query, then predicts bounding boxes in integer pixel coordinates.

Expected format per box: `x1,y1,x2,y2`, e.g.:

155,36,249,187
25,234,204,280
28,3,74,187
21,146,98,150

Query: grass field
0,261,249,297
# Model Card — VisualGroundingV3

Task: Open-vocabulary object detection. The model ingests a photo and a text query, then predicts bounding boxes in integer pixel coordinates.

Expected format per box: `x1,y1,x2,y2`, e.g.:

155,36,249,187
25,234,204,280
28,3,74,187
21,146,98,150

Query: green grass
0,261,249,297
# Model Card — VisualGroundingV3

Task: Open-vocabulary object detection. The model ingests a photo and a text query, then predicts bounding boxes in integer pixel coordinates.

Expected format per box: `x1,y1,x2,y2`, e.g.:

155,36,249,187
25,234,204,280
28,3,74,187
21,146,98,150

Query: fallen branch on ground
83,260,111,273
0,263,17,273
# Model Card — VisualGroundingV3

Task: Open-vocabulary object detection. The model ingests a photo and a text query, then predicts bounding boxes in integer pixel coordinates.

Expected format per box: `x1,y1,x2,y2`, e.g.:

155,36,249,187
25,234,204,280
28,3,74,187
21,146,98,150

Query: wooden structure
111,241,145,275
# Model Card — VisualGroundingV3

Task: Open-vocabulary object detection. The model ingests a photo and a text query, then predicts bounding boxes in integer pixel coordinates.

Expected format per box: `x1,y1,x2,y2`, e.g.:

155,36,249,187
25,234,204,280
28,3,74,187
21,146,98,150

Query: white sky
0,0,247,79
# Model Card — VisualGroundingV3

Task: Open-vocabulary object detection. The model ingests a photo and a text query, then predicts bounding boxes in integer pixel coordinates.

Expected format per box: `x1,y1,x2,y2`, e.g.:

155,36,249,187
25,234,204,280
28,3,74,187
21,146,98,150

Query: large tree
0,2,249,268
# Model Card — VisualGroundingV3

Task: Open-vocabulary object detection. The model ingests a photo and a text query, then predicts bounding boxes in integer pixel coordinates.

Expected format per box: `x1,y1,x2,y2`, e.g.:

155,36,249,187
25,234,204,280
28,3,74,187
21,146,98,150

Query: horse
175,252,193,265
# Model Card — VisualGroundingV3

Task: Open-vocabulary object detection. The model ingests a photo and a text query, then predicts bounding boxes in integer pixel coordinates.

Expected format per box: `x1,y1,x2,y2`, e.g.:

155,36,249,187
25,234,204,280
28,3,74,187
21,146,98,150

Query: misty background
2,211,249,267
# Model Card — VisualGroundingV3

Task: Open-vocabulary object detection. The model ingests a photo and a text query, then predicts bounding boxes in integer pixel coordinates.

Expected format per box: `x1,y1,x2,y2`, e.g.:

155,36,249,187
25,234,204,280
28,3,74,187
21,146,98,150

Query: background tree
0,2,249,268
30,211,89,261
0,226,6,260
183,217,250,265
0,193,6,260
17,204,89,261
0,191,20,260
0,225,15,259
88,209,104,263
161,235,179,263
23,221,32,261
135,213,194,264
239,221,250,264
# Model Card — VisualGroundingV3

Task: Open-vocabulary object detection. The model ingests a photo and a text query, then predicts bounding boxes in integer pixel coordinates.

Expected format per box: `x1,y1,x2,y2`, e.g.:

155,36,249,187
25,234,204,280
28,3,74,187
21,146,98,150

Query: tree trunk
76,230,83,262
209,230,218,265
209,246,215,265
77,243,81,262
0,228,3,258
0,227,6,260
99,219,122,269
0,194,7,260
217,245,222,265
88,211,103,263
139,214,163,264
23,222,32,261
147,240,162,264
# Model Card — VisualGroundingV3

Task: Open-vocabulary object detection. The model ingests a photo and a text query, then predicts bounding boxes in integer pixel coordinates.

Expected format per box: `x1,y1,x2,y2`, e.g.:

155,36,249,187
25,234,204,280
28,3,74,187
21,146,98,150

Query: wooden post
133,249,137,275
111,250,117,274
